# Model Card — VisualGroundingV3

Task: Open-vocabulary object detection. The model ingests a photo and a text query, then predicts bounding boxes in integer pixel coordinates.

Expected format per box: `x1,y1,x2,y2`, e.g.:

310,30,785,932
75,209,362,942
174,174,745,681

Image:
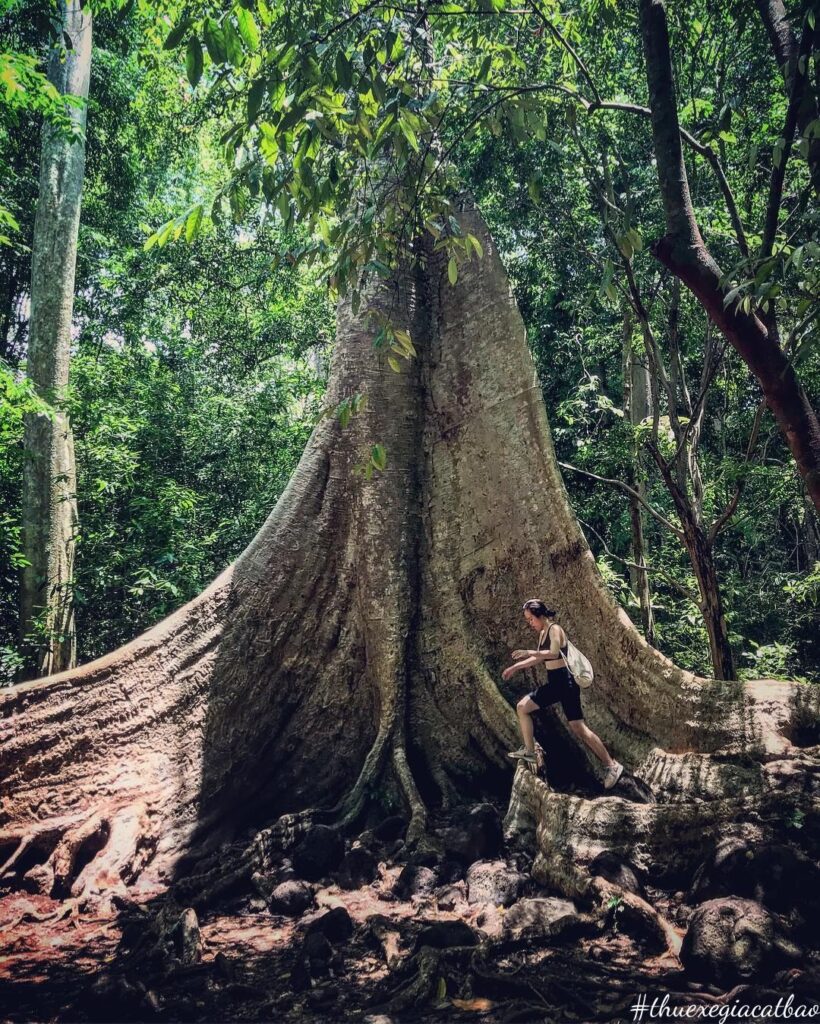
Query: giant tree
0,2,818,1008
19,0,93,677
1,200,817,939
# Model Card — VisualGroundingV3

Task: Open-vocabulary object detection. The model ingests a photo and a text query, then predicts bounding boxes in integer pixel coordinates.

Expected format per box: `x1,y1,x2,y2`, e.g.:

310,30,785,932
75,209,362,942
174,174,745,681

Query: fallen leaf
451,997,494,1011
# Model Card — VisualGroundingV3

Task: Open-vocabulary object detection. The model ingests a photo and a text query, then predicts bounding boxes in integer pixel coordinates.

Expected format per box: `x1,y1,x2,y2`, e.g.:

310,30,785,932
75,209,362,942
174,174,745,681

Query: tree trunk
755,0,820,196
0,202,816,928
622,308,655,644
682,516,735,682
19,0,91,679
638,0,820,512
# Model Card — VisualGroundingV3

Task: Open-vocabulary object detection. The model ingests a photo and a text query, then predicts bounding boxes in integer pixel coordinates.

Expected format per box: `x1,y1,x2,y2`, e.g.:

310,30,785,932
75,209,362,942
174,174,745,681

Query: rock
436,881,467,912
250,871,276,898
589,851,644,897
465,860,523,906
475,903,505,939
21,862,54,896
289,959,311,993
248,897,267,913
690,839,820,919
338,846,378,890
307,986,338,1011
172,908,201,965
270,880,313,917
439,859,464,884
304,930,333,975
384,839,405,859
306,906,354,943
409,849,439,869
680,897,802,986
292,825,345,882
502,897,580,942
415,919,478,950
441,804,503,864
394,864,437,899
373,816,407,843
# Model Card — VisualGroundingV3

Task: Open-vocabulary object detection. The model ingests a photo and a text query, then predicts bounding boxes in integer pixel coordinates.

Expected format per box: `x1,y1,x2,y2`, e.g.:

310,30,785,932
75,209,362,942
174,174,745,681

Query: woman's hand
502,665,518,681
511,649,531,660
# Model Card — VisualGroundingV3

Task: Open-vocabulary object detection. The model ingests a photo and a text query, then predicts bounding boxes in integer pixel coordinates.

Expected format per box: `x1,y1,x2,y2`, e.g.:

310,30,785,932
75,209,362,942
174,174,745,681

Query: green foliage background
1,0,818,683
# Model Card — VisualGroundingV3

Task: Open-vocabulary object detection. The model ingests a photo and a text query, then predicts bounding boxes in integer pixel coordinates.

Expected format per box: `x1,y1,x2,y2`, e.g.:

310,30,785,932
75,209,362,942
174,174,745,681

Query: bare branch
708,399,768,543
579,519,699,605
559,461,685,540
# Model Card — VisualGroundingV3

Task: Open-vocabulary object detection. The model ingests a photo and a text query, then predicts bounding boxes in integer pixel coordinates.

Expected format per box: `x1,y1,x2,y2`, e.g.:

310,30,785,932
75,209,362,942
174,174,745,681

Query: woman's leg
567,719,615,767
516,696,540,753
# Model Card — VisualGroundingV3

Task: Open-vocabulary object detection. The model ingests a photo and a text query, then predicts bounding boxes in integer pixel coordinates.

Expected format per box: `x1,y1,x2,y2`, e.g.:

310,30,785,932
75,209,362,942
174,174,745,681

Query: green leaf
163,18,192,50
235,7,260,50
371,444,387,471
335,50,353,90
466,233,483,259
388,355,402,373
393,328,416,357
186,37,204,88
248,78,266,122
224,18,245,66
448,257,458,285
185,204,203,242
203,19,227,63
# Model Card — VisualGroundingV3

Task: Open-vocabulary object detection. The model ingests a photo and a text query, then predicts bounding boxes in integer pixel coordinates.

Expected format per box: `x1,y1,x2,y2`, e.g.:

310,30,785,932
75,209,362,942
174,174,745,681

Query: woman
501,599,624,790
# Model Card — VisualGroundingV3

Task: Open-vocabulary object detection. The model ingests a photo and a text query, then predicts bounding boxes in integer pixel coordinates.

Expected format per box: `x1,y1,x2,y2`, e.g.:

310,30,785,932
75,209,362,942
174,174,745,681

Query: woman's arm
542,625,568,671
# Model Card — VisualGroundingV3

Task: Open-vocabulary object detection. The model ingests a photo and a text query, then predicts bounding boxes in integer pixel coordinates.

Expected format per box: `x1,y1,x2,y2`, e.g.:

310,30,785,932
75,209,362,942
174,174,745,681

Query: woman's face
523,608,541,631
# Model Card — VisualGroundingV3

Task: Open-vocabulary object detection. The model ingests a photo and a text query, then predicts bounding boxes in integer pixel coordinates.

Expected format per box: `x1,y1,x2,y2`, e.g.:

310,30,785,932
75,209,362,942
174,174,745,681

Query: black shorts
528,667,584,722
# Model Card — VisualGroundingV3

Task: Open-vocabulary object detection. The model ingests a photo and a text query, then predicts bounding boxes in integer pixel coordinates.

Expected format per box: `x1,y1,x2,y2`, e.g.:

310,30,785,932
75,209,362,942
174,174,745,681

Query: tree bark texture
622,309,655,645
0,203,817,918
639,0,820,511
20,0,91,678
755,0,820,196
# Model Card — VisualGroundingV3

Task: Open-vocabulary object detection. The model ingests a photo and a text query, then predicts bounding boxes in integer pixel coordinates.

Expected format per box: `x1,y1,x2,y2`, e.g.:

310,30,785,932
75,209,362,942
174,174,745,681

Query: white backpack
540,626,594,689
562,639,594,689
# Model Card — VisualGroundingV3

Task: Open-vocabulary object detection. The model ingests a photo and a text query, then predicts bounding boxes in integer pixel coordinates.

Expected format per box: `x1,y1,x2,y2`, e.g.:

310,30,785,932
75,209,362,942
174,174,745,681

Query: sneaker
603,760,624,790
507,747,537,764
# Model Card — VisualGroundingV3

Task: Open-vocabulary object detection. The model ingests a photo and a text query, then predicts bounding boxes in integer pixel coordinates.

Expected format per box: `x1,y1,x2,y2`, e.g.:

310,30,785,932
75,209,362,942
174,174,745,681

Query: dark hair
522,599,556,619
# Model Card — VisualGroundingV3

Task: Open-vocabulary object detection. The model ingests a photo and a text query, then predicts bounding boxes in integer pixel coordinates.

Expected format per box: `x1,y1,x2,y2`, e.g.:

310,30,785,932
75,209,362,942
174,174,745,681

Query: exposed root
373,944,476,1014
0,834,33,878
392,742,428,844
591,876,684,961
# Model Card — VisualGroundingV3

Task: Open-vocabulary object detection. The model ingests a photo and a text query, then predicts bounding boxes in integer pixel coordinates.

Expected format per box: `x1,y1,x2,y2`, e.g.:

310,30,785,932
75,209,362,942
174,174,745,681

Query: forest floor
1,795,818,1024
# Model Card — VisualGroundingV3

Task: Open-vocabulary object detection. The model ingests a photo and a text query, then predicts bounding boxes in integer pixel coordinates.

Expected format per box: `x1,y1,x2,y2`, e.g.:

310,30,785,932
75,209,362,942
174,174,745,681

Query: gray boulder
465,860,523,906
337,846,378,890
502,898,581,942
270,880,313,917
680,897,801,986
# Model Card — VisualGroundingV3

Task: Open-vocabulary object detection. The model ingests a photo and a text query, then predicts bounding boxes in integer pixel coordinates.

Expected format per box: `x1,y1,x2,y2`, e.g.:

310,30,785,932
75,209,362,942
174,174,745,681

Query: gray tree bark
622,306,655,644
20,0,92,679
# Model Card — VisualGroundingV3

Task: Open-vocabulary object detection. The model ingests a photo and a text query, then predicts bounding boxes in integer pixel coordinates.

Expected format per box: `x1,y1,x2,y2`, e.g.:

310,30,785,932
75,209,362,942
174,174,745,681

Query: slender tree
638,0,820,511
20,0,92,677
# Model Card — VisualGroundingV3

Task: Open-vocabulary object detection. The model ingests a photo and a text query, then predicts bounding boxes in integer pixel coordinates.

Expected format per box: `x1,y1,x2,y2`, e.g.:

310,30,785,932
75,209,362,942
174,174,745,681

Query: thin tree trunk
622,306,655,644
681,515,735,682
638,0,820,511
755,0,820,195
19,0,91,678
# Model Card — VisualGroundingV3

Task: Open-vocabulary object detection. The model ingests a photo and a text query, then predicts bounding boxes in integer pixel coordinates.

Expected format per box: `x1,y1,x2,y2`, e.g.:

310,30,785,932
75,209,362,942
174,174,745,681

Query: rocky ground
1,794,819,1023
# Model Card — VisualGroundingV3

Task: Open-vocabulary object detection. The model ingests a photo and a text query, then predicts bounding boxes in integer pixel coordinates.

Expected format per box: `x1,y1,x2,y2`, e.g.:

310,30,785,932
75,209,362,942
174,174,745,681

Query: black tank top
538,625,571,683
538,624,568,655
